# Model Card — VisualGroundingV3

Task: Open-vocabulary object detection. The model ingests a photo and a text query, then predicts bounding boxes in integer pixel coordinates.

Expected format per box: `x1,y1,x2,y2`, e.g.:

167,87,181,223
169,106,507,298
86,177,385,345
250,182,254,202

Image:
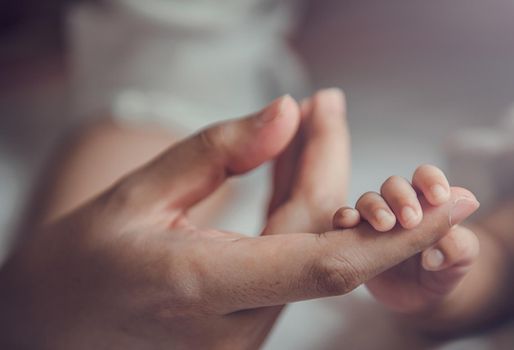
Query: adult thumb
203,187,480,312
107,95,300,214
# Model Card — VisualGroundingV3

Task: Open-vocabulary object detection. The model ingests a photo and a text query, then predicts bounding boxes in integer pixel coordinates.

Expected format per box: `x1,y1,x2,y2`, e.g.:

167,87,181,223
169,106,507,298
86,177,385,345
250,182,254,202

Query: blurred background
2,0,514,349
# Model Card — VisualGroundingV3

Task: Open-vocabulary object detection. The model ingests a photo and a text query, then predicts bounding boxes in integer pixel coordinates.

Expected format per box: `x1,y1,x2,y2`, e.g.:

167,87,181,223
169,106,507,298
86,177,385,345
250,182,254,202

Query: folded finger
355,192,396,231
206,187,479,313
380,176,422,229
412,164,451,206
333,206,361,229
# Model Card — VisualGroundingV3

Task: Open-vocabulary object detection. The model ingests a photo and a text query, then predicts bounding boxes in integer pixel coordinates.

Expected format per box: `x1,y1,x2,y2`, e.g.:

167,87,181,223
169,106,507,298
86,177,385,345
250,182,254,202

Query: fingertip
256,95,298,123
422,226,479,272
312,88,346,116
449,195,480,227
356,192,397,232
280,94,299,114
333,207,360,228
266,94,300,123
239,95,301,166
412,164,451,206
380,175,423,229
314,87,345,100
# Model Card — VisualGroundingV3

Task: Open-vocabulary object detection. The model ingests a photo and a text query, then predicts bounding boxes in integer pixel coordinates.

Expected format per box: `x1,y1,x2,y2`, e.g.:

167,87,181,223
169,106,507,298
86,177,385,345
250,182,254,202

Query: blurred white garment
445,108,514,214
68,0,308,132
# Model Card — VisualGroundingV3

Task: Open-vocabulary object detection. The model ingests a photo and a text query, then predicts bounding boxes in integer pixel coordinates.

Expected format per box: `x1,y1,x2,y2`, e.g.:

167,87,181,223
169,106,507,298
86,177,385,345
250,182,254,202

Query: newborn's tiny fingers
380,176,422,229
355,192,396,232
422,225,479,272
412,164,451,206
333,207,361,228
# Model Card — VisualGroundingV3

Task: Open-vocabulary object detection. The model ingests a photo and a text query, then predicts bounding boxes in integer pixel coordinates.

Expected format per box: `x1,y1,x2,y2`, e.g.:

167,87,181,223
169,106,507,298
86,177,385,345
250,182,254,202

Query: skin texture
18,119,230,232
0,90,480,349
334,166,481,313
333,165,514,338
406,206,514,336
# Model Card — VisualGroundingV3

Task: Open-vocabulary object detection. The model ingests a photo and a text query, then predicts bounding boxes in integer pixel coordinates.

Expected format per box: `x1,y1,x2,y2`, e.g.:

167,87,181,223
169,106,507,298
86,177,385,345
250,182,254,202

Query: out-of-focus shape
446,109,514,214
67,0,308,132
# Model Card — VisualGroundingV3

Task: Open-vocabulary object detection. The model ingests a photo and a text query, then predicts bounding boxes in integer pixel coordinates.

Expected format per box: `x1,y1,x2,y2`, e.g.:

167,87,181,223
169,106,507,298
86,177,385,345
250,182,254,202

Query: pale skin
0,89,480,349
334,165,514,335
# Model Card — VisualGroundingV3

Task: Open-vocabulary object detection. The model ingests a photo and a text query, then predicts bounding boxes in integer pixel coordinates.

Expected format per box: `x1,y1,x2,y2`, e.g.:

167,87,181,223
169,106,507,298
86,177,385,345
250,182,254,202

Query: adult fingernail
425,248,444,270
320,87,343,99
431,184,450,203
257,95,291,123
449,197,480,226
317,88,345,110
401,206,419,225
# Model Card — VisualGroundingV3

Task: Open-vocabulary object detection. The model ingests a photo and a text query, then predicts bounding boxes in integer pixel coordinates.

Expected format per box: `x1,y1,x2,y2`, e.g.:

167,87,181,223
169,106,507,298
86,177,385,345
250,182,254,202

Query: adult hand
0,93,478,350
265,88,351,234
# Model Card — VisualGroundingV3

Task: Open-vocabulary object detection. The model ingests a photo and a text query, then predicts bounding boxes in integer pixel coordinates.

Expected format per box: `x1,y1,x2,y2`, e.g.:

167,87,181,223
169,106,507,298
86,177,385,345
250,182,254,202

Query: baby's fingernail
431,184,450,203
425,248,444,270
375,209,395,227
449,197,480,226
401,206,418,225
341,208,357,218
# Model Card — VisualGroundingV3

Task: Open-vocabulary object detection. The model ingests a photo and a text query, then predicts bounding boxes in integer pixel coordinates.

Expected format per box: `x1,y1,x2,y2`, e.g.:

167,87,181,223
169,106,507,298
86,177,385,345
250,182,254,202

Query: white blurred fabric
446,108,514,215
68,0,308,132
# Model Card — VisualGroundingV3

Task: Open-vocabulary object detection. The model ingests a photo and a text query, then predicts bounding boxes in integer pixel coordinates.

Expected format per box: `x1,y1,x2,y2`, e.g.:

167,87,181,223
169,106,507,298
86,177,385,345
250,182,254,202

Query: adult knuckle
313,251,361,296
102,175,142,213
160,257,206,316
132,246,207,324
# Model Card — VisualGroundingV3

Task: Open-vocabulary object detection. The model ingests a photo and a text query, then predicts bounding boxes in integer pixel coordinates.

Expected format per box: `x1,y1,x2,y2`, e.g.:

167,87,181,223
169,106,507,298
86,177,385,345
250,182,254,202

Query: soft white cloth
68,0,308,132
445,107,514,215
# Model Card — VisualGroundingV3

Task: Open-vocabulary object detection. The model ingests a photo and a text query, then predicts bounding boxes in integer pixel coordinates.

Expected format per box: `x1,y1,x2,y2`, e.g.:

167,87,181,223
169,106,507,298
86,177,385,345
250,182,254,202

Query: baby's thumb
422,225,479,272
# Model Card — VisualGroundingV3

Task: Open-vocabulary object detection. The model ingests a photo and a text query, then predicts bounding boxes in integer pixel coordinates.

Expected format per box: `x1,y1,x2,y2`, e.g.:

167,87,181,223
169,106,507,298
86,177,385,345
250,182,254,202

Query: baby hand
333,165,480,313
